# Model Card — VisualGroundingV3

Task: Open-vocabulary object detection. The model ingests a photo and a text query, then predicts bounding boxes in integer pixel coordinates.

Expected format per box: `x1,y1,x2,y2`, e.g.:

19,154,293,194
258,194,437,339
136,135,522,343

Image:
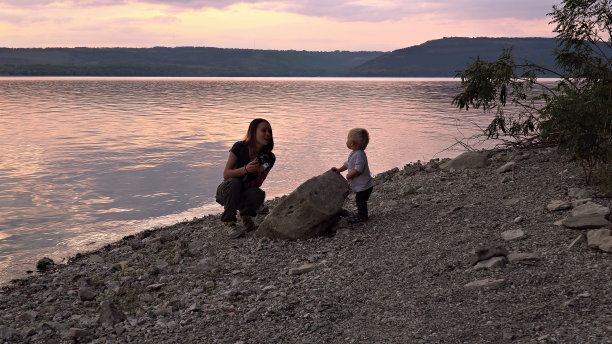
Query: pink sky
0,0,560,51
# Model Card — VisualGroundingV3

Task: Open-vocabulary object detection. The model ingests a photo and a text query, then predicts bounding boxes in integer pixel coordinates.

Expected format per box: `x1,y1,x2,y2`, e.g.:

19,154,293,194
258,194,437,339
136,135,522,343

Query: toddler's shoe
348,215,368,224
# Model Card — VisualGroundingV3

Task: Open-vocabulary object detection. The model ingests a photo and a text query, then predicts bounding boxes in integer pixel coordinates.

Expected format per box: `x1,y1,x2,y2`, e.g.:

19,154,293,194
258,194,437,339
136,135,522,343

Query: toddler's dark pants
217,178,265,222
356,186,373,219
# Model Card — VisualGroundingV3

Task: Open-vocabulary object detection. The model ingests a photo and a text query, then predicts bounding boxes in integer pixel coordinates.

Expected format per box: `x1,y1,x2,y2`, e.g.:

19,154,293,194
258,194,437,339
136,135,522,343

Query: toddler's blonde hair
348,128,370,150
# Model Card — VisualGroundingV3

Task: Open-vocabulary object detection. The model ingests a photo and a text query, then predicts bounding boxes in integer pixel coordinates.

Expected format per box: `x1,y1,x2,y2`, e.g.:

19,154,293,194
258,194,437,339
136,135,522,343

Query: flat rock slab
470,246,508,265
440,151,490,170
501,229,525,241
547,200,571,211
496,161,516,173
568,188,592,200
571,198,592,208
587,228,612,252
562,215,612,230
146,283,165,291
508,252,540,263
474,256,507,270
288,263,316,275
464,278,506,289
571,202,610,217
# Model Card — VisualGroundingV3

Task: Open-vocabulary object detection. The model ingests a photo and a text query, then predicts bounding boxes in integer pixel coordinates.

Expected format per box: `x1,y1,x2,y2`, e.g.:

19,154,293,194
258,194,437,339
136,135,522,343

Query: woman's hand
245,159,260,174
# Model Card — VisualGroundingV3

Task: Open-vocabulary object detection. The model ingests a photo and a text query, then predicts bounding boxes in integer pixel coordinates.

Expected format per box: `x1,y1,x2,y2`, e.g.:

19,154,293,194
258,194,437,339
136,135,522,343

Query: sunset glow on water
0,77,499,283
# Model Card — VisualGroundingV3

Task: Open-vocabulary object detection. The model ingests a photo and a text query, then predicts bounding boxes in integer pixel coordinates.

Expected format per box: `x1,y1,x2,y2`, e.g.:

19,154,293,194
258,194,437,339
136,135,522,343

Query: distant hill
349,37,561,77
0,47,383,76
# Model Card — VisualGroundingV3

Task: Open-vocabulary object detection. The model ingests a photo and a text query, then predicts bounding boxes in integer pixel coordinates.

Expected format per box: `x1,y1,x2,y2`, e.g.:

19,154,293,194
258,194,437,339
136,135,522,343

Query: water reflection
0,77,496,284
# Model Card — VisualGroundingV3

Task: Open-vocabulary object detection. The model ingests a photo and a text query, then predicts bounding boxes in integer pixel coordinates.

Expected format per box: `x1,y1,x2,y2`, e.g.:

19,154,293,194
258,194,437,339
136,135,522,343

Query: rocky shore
1,147,610,343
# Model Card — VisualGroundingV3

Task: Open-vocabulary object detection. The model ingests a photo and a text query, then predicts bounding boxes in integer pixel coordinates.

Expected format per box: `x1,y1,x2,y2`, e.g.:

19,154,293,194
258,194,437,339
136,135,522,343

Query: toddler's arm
346,170,362,180
331,165,347,173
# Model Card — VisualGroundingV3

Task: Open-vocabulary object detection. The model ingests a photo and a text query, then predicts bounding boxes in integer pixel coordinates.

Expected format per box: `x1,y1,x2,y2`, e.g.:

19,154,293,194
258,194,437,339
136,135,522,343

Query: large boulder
256,171,349,240
440,151,491,170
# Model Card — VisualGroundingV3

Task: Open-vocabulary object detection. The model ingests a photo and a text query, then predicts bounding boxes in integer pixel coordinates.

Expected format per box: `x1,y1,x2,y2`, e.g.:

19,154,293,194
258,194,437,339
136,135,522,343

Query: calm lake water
0,77,495,284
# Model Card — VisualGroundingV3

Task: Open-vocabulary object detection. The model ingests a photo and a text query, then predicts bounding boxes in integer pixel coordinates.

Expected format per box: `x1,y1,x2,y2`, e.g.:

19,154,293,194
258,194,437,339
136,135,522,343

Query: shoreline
1,147,610,343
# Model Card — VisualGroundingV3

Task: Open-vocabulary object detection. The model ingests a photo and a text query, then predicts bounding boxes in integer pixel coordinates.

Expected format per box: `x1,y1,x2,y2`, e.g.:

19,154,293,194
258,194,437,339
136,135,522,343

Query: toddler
331,128,374,224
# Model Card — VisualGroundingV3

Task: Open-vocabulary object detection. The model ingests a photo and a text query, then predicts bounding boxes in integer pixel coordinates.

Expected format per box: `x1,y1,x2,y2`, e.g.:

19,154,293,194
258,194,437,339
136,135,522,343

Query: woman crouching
216,118,275,238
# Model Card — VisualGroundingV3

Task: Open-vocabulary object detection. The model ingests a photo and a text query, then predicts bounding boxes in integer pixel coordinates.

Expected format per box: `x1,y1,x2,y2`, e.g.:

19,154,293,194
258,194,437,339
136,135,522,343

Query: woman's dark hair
244,118,274,152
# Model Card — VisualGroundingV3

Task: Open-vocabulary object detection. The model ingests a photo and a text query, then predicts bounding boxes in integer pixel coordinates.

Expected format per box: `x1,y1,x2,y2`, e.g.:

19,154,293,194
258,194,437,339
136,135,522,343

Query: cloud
134,0,561,22
0,0,126,6
0,0,562,22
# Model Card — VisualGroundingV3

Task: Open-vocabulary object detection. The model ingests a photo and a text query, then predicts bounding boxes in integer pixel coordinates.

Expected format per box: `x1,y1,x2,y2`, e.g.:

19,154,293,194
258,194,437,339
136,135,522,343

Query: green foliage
453,0,612,183
592,161,612,195
452,50,546,140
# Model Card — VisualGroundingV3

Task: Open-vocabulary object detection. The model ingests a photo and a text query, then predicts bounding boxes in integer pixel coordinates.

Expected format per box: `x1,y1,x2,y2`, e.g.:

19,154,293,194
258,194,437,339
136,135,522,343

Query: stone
17,311,38,322
568,188,592,200
513,216,523,224
563,298,580,307
22,327,37,337
502,198,521,206
146,283,165,291
188,241,203,256
587,228,612,252
470,246,508,265
193,257,215,273
507,252,540,263
571,202,610,217
288,263,316,275
474,256,507,270
495,161,516,173
571,198,592,208
244,308,259,322
256,171,349,240
501,229,525,241
562,215,612,230
567,234,585,249
547,200,571,211
440,151,491,171
502,328,515,340
1,327,18,341
115,326,126,336
36,257,55,271
262,285,277,292
110,262,127,273
188,304,202,312
78,287,97,301
98,300,126,326
464,278,505,289
89,254,105,264
68,328,91,341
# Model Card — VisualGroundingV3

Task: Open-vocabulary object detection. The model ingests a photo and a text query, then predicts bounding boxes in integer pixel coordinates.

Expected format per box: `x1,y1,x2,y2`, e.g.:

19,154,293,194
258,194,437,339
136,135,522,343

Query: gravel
1,147,610,343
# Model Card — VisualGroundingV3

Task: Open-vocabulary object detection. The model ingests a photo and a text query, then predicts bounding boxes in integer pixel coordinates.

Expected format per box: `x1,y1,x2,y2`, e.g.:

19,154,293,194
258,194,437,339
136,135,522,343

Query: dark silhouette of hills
0,47,382,76
1,38,591,77
348,37,560,77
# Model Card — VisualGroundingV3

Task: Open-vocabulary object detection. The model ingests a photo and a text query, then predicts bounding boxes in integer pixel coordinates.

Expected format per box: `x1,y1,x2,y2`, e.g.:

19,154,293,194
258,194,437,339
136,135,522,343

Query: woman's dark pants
356,186,373,219
217,178,265,222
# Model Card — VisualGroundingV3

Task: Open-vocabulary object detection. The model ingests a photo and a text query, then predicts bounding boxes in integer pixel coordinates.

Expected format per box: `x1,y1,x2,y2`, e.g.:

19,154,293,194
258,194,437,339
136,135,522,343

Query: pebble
464,278,506,289
2,148,609,344
289,263,316,275
501,229,525,241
